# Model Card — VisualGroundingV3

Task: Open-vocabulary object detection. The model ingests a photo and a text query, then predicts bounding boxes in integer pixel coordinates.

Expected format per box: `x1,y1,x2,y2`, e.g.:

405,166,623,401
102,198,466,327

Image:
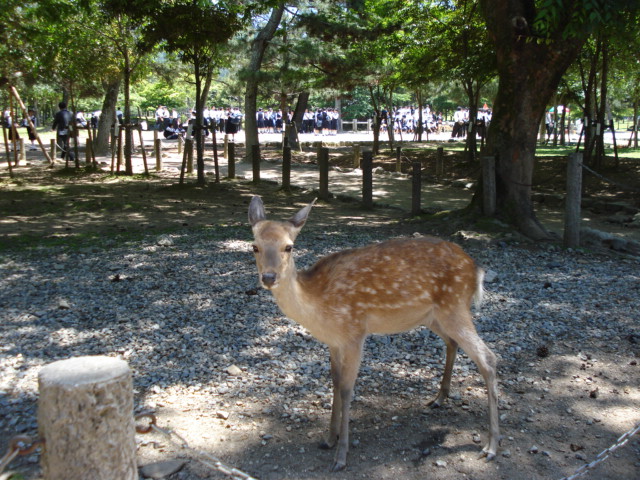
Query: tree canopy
3,0,639,236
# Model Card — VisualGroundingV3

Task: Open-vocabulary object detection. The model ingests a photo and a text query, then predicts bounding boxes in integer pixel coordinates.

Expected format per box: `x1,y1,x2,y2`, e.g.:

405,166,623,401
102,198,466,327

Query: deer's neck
270,263,314,328
271,266,305,323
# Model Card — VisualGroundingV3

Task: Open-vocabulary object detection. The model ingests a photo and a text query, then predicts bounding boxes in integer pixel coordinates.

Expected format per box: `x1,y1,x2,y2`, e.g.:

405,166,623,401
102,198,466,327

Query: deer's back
297,237,479,336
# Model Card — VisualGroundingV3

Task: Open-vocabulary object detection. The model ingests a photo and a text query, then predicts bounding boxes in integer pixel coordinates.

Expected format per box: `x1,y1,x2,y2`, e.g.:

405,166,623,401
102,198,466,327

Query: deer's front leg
325,341,364,472
319,349,343,450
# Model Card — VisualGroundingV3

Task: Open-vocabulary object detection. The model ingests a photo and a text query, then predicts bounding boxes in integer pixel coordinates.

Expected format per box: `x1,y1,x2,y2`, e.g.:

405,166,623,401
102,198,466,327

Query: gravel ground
1,209,640,479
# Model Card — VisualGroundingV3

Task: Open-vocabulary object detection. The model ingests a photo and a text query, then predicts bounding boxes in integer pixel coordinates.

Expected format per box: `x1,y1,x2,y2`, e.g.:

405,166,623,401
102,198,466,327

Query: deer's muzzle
261,272,277,288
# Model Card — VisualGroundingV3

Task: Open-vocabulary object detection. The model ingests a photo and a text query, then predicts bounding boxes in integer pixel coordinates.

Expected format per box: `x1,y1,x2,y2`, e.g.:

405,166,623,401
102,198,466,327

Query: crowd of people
3,102,495,152
153,105,244,140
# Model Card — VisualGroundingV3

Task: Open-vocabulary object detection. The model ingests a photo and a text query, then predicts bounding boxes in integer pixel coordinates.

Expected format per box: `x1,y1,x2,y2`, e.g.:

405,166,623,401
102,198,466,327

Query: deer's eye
252,245,259,253
284,245,293,253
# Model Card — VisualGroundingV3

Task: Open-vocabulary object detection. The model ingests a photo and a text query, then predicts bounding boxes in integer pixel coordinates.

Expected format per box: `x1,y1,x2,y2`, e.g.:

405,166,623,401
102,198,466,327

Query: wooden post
564,152,583,248
117,126,123,173
154,138,162,171
85,121,97,166
395,146,402,173
85,138,92,165
362,150,373,209
227,142,235,179
352,144,360,168
212,128,220,183
436,146,444,179
411,162,422,216
19,138,25,164
38,356,137,480
252,144,261,184
137,126,149,175
318,147,329,201
179,139,192,184
224,134,229,158
282,145,291,192
50,139,56,162
177,135,183,155
352,118,357,133
186,138,194,174
482,156,496,216
2,123,14,177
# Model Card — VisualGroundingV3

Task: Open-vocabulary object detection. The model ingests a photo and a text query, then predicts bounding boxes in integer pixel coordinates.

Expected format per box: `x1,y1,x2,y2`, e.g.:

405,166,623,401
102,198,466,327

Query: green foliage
533,0,638,40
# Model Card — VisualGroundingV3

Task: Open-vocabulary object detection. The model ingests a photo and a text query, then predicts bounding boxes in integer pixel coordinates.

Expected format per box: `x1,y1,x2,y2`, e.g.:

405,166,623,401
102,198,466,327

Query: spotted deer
248,196,499,471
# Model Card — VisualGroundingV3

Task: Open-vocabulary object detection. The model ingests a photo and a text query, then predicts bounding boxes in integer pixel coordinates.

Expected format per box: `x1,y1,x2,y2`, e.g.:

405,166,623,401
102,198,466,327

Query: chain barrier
0,436,44,476
559,420,640,480
135,412,258,480
581,163,640,193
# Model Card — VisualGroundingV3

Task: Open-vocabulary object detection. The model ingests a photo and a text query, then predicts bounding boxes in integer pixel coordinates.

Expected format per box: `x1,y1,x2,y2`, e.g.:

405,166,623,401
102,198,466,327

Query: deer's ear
248,196,267,226
289,199,316,229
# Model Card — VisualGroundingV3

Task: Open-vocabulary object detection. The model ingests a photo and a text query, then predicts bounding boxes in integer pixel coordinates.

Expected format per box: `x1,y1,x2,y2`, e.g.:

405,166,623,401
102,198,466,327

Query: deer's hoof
481,445,497,462
330,460,347,472
319,441,333,450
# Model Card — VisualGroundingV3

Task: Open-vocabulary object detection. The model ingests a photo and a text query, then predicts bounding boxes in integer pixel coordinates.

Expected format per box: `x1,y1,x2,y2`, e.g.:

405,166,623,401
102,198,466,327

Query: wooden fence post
352,144,361,168
482,155,496,216
395,146,402,173
252,144,261,184
153,136,162,172
412,162,422,216
38,356,137,480
362,150,373,209
282,145,291,192
19,139,25,164
50,139,56,162
436,146,444,179
564,152,583,248
85,138,92,165
186,139,194,174
227,142,235,179
318,147,329,201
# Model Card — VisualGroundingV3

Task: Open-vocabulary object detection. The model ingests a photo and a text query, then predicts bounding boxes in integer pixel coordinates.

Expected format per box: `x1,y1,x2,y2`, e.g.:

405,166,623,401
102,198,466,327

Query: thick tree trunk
243,4,285,161
481,0,588,240
94,79,120,156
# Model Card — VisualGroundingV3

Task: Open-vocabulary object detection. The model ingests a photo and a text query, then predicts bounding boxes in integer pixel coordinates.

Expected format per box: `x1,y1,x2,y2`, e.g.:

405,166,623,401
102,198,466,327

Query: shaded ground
1,141,639,247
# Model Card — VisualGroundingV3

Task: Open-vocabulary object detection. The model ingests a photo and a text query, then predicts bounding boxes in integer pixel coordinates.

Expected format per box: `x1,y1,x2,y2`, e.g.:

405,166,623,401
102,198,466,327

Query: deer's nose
261,272,277,288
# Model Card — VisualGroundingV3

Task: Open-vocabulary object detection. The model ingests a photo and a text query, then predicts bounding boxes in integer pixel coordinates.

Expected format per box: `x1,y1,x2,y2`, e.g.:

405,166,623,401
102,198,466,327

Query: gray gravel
1,223,639,478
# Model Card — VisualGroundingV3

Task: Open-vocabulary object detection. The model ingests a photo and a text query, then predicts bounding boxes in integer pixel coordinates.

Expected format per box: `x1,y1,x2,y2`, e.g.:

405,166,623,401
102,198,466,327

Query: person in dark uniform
51,102,74,160
225,108,242,139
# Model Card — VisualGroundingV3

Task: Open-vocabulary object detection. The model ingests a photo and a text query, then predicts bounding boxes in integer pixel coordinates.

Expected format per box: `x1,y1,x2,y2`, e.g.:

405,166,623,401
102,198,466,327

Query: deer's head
248,196,315,289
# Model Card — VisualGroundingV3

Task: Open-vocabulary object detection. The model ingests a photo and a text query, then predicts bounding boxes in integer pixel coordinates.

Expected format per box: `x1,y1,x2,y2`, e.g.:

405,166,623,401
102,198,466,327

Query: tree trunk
123,48,133,175
464,80,481,162
594,37,609,168
243,4,285,161
481,0,588,240
581,41,600,166
94,79,120,156
291,91,309,131
368,85,381,155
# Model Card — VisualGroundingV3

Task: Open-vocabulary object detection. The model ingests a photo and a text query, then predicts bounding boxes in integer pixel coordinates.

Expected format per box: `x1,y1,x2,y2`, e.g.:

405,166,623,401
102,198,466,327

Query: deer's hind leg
437,309,500,460
427,322,459,408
